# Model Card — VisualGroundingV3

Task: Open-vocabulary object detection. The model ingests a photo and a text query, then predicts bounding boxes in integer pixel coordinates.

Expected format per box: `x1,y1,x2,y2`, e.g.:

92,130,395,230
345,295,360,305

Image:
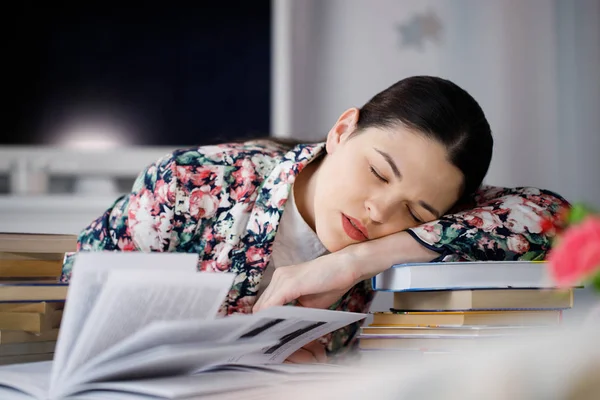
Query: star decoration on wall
396,10,443,51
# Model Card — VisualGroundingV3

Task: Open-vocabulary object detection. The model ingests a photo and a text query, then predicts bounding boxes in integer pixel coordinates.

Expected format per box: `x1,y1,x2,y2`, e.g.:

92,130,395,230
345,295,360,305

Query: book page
0,361,52,400
67,369,280,400
65,307,365,393
221,307,366,364
57,339,278,399
207,362,350,375
72,315,257,383
60,269,235,382
68,362,360,400
50,252,200,390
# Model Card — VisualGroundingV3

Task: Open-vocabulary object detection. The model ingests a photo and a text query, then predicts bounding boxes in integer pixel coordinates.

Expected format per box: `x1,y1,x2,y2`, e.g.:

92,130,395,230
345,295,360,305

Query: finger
253,281,276,312
302,341,328,363
253,276,299,312
284,348,317,364
252,290,266,313
258,293,295,311
253,287,279,313
297,290,344,310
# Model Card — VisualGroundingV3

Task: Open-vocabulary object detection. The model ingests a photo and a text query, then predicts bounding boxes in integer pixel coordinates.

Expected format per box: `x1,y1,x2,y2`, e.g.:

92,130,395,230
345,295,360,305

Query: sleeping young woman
62,76,568,362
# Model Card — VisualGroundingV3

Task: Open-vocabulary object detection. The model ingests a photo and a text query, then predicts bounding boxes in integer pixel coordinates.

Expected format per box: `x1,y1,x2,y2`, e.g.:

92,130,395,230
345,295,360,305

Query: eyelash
369,166,388,183
407,206,423,224
369,165,423,224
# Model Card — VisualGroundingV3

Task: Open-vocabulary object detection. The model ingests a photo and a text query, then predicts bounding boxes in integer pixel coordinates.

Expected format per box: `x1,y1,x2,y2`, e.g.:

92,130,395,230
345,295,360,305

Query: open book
0,252,366,399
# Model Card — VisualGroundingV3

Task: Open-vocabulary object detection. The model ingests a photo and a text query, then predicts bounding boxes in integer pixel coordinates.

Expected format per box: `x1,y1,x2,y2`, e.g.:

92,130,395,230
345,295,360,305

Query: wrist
332,247,365,285
340,231,440,283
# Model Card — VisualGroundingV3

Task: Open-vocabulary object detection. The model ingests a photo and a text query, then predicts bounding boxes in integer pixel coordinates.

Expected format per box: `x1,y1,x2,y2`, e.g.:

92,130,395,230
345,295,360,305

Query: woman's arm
254,186,570,312
406,186,570,262
252,231,437,358
253,231,436,312
343,230,440,282
254,185,570,357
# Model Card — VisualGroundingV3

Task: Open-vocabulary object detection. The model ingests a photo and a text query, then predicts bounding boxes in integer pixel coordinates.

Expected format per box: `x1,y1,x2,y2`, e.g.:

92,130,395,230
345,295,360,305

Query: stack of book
359,261,574,357
0,232,75,365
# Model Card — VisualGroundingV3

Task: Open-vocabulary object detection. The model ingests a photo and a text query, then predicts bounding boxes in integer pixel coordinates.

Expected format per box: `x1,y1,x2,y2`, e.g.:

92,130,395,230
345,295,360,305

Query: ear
325,108,359,154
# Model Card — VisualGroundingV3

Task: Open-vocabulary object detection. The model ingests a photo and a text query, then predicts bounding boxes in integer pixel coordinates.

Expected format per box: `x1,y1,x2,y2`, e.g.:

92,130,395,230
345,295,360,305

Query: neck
293,155,323,232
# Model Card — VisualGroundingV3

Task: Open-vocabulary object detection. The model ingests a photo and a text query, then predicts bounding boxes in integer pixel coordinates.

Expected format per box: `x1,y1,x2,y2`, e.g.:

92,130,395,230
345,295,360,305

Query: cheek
320,157,365,196
371,214,422,240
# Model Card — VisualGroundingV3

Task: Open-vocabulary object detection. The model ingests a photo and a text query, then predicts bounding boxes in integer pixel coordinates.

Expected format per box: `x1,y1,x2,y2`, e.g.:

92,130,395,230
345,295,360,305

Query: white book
0,252,366,399
372,261,554,291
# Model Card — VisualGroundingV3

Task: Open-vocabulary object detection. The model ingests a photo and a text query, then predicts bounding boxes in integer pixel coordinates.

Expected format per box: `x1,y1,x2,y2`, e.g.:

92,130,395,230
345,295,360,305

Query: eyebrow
374,148,402,178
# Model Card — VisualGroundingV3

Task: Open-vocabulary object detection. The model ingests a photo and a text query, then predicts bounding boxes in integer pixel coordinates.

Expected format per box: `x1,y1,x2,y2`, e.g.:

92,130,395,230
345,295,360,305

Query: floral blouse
62,141,569,355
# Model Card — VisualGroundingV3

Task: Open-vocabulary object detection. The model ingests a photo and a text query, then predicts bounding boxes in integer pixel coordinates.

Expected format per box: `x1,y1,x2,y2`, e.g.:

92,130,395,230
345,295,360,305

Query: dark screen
3,3,271,147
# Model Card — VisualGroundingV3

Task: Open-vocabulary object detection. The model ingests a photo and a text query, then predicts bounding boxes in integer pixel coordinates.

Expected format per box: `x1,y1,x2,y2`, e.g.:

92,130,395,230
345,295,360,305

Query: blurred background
1,1,598,318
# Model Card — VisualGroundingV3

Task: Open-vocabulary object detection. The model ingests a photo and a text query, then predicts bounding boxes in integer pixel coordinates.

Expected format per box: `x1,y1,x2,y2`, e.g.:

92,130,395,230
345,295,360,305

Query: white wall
272,0,600,319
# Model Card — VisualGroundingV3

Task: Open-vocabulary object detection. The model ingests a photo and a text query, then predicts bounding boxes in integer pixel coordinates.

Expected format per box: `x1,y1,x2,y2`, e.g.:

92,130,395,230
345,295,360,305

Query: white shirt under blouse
257,184,329,297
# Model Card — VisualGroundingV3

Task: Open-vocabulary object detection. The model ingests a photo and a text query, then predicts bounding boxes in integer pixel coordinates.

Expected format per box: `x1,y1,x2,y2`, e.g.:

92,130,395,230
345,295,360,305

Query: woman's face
312,108,464,253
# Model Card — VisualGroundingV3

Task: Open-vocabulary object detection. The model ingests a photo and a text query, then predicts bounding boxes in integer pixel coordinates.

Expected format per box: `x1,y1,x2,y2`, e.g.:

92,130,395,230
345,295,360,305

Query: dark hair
356,75,493,202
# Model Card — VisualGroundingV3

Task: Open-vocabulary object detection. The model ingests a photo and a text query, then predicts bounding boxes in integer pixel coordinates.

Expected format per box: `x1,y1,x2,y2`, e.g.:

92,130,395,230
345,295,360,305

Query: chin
315,214,353,253
323,241,346,253
315,228,349,253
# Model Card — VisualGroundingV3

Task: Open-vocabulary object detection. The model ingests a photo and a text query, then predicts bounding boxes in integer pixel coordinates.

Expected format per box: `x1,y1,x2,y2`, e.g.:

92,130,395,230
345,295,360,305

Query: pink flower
229,296,255,314
212,242,233,271
547,217,600,286
230,185,253,202
507,234,530,254
154,179,175,204
414,223,442,245
189,167,213,187
176,166,191,184
246,246,267,265
214,260,231,271
189,189,219,219
232,159,257,185
200,260,218,272
117,237,136,251
540,206,570,235
464,210,502,232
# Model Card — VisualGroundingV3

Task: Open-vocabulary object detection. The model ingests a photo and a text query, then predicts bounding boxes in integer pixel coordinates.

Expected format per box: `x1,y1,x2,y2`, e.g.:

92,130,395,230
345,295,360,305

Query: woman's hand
252,231,439,312
253,251,360,311
284,340,328,364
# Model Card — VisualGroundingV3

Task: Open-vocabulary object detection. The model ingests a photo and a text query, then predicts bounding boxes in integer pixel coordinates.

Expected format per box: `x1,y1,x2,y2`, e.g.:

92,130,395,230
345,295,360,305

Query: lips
341,214,369,242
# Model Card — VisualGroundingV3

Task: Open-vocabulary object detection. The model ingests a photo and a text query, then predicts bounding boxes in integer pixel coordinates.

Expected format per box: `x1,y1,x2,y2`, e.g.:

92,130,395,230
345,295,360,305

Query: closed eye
407,206,424,224
370,166,388,183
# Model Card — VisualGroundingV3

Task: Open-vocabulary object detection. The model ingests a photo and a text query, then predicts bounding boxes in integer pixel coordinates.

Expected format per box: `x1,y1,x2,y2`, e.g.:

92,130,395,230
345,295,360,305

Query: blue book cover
371,260,553,292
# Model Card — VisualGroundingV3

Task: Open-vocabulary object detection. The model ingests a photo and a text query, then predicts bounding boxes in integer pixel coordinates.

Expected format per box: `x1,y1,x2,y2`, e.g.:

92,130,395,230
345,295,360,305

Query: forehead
351,125,443,154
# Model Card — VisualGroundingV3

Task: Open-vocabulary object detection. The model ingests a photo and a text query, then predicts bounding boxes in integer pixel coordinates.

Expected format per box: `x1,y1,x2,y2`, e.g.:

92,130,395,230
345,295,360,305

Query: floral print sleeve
407,185,571,262
78,152,179,253
61,153,180,280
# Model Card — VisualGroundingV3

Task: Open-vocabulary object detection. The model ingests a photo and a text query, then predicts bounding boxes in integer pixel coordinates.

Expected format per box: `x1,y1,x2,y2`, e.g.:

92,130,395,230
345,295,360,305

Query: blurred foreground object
272,326,600,400
546,204,600,292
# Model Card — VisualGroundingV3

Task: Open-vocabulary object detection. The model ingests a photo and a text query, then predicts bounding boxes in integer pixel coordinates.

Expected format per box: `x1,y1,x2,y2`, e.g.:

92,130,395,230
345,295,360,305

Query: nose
365,197,395,224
